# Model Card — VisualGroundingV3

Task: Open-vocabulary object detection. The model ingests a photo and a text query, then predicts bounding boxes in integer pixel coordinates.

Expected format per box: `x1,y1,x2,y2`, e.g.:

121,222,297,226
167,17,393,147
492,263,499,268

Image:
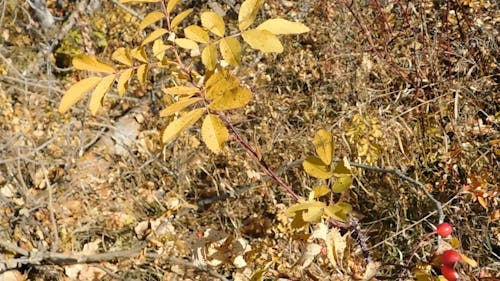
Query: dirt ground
0,0,498,280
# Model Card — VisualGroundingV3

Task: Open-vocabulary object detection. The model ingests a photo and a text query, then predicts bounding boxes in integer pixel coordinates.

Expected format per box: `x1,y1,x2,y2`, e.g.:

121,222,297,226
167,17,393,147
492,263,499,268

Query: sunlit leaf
201,11,225,37
58,77,102,113
175,38,199,50
332,175,352,193
184,25,209,43
139,11,164,30
120,0,160,3
89,74,115,115
137,64,148,85
117,69,134,96
324,202,352,222
302,206,324,223
73,55,115,73
333,157,352,176
312,185,330,198
249,266,268,281
159,97,202,117
166,0,181,13
460,253,478,267
326,227,346,267
130,47,148,63
242,29,283,53
162,86,200,97
171,8,193,29
286,200,326,215
152,39,170,61
219,37,241,66
141,28,168,46
291,210,308,229
201,114,229,153
206,74,239,100
303,156,332,179
201,44,217,71
162,108,205,143
314,129,333,165
238,0,264,31
111,47,133,66
256,18,310,34
209,86,251,110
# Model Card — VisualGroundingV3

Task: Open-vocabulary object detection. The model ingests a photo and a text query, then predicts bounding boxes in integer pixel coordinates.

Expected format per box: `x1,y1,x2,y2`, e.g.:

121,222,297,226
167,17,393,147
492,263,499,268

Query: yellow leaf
184,25,209,43
130,47,148,63
58,77,102,113
326,227,347,268
303,156,332,179
152,39,170,61
201,11,225,37
171,8,193,29
219,37,241,66
137,64,148,85
162,86,200,97
139,11,164,30
162,108,205,143
89,74,115,115
201,114,229,153
302,206,324,223
332,175,352,193
314,129,333,165
256,18,310,34
312,185,330,198
332,157,352,176
286,200,326,216
117,69,134,97
242,29,283,53
238,0,264,31
201,44,217,71
206,74,239,100
111,47,133,66
324,202,352,222
73,55,115,73
141,28,168,46
160,97,202,117
209,86,251,110
459,253,478,267
249,267,268,281
121,0,160,2
175,38,198,50
166,0,181,13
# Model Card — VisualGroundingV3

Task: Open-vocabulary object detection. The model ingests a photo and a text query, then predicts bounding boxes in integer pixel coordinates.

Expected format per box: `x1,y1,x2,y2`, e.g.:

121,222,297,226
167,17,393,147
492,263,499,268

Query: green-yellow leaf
302,206,324,223
219,37,241,66
256,18,310,34
139,11,164,30
73,55,115,73
111,47,133,66
130,47,148,63
332,175,352,193
117,69,134,96
120,0,160,3
137,64,148,85
312,185,330,198
184,25,209,43
249,267,268,281
206,74,239,100
58,77,102,113
238,0,264,31
141,28,168,46
160,97,202,117
201,114,228,153
324,202,352,222
286,200,326,216
89,74,115,115
162,86,200,97
242,29,283,53
201,11,225,37
175,38,199,50
313,129,333,165
166,0,181,13
152,39,170,61
333,157,352,176
209,86,251,110
303,156,332,179
171,8,193,29
201,44,217,71
162,108,205,143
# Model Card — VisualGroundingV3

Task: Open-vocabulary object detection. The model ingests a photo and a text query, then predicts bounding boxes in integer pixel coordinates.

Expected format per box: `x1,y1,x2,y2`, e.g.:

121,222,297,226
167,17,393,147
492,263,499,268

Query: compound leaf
89,74,116,115
117,69,134,96
159,97,202,117
303,156,332,179
58,77,102,113
242,29,283,53
201,44,217,71
256,18,310,34
162,108,205,143
209,86,251,110
171,8,193,29
73,55,115,73
201,11,225,37
238,0,264,31
201,114,228,153
111,47,133,66
219,37,241,66
184,25,209,43
139,11,164,30
313,129,333,165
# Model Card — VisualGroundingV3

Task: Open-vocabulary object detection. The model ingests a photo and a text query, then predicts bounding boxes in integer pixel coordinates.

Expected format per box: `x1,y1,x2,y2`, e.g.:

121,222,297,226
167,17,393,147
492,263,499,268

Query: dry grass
0,0,498,280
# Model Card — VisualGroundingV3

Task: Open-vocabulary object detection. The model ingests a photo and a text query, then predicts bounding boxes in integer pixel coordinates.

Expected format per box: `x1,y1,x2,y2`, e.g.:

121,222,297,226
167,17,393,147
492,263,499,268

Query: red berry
441,249,462,266
196,232,204,238
436,222,453,237
440,265,459,281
